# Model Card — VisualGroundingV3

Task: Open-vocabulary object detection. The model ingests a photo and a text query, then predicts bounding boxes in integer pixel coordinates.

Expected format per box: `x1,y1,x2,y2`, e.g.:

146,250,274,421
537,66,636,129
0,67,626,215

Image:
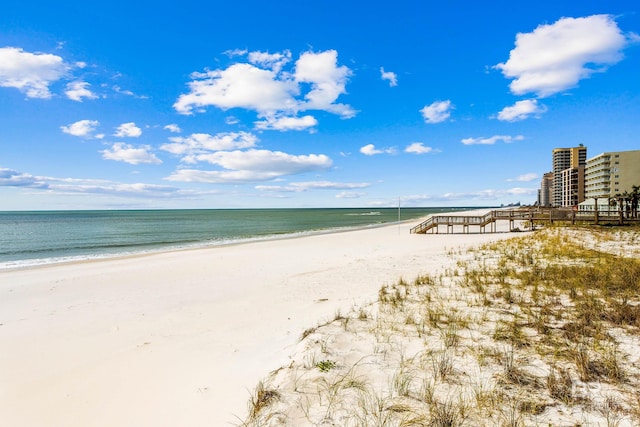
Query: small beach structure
410,207,640,234
410,208,532,234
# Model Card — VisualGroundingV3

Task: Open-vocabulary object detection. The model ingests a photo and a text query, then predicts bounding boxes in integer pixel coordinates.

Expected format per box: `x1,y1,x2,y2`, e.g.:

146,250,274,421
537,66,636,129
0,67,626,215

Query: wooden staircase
410,207,640,234
410,208,537,234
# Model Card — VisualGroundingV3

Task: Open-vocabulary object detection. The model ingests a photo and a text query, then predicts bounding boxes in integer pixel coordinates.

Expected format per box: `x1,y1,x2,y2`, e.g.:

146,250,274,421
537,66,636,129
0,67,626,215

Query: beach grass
237,225,640,426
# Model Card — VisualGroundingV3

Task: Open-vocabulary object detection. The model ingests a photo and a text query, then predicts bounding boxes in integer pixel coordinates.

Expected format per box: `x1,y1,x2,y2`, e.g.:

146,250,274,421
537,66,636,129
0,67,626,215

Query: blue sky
1,1,639,210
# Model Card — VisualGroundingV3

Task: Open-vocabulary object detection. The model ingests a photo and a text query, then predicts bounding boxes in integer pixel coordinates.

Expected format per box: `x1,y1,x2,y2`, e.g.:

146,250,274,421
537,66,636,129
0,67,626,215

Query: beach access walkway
410,207,640,234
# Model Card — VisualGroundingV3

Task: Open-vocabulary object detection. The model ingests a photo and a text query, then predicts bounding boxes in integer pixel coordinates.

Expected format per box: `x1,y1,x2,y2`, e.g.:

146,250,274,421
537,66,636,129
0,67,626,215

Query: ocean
0,207,474,269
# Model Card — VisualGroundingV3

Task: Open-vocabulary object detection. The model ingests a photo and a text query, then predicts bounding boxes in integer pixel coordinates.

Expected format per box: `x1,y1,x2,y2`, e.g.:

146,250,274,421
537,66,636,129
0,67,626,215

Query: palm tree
614,193,625,224
623,191,632,219
609,197,617,216
631,185,639,219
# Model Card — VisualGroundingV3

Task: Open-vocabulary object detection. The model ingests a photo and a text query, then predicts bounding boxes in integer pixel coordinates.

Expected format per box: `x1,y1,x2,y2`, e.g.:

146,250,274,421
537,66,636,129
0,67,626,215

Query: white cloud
0,47,70,99
497,99,547,122
402,187,538,205
507,173,539,182
174,62,297,115
114,122,142,138
294,181,370,190
420,100,453,124
336,191,366,199
254,115,318,131
165,169,269,183
0,168,47,188
256,181,370,193
360,144,397,156
294,50,355,118
174,49,355,124
196,149,331,172
461,135,525,145
61,119,100,137
112,85,148,99
360,144,380,155
65,81,97,101
380,67,398,87
405,142,438,154
248,50,292,73
101,142,162,165
0,168,185,197
166,149,332,184
161,131,257,162
496,15,629,97
224,48,248,57
163,124,182,133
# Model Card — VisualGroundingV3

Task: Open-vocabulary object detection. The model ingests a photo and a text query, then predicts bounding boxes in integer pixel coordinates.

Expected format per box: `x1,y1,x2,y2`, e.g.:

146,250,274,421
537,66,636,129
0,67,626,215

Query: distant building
539,172,553,207
560,165,585,207
552,145,587,207
580,150,640,211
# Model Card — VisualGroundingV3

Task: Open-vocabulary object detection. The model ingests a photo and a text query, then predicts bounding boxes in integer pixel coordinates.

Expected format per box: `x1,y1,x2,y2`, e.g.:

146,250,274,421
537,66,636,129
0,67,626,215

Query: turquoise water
0,207,475,269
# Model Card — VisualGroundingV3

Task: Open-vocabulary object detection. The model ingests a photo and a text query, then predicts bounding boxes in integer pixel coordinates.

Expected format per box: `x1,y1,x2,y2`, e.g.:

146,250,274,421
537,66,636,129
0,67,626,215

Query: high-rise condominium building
560,165,585,207
585,150,640,200
538,172,553,207
552,145,587,207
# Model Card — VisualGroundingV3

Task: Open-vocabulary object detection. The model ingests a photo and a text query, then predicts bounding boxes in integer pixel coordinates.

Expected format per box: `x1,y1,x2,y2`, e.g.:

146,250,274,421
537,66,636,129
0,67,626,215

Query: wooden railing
410,210,498,234
410,207,639,234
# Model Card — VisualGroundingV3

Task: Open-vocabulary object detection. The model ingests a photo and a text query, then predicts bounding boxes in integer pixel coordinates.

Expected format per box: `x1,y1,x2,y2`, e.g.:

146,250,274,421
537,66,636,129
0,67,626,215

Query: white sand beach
0,210,516,426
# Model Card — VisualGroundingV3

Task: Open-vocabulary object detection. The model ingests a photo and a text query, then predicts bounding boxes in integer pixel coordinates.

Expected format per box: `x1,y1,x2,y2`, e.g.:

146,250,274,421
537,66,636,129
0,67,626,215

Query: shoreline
0,218,419,272
0,209,454,272
0,209,516,426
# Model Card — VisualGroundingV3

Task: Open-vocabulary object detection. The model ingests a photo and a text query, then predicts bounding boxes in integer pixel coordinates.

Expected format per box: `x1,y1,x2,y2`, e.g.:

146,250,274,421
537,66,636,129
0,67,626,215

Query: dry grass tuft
245,381,280,423
546,365,573,403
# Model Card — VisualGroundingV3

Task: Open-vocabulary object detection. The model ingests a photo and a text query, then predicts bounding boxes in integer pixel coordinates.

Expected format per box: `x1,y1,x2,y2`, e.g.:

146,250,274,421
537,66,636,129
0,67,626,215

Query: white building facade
579,150,640,211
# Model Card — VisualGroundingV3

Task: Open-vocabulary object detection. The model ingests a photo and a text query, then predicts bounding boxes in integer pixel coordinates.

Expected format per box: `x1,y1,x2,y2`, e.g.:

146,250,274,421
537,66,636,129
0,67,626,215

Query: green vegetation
316,360,337,373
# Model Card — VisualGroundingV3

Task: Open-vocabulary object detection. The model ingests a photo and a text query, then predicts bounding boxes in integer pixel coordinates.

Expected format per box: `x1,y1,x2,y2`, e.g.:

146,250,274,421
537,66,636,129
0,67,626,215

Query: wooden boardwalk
410,208,640,234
